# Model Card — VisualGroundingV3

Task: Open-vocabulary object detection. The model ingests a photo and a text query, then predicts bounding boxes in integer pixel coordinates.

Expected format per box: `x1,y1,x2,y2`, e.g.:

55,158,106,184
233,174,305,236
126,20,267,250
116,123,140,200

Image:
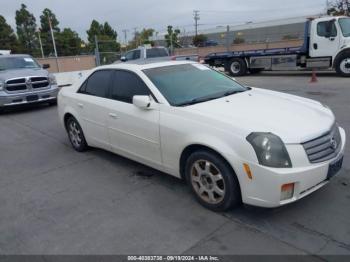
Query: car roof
0,54,31,58
98,60,196,71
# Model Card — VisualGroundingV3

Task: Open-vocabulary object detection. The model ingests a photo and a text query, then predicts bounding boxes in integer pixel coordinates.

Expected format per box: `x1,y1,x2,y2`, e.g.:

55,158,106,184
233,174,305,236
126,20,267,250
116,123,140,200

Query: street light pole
37,30,44,58
48,16,60,72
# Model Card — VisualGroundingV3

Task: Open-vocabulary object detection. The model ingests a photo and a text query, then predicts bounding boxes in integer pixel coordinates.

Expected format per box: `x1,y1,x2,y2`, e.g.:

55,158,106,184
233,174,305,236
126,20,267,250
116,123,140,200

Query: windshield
0,56,41,71
339,18,350,37
143,63,248,106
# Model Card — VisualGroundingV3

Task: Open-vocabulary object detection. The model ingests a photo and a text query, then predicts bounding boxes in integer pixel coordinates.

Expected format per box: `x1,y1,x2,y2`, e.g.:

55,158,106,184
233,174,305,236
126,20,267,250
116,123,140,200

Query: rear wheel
226,58,247,76
66,116,88,152
335,51,350,77
185,150,241,211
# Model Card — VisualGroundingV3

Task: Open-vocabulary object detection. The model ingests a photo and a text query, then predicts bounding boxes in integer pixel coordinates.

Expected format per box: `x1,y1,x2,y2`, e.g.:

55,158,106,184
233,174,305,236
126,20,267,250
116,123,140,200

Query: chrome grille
5,76,49,92
6,78,27,91
302,124,342,163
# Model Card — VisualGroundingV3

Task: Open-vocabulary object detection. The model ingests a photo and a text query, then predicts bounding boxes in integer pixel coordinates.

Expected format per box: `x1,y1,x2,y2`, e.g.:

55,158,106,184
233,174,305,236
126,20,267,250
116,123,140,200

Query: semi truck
204,16,350,77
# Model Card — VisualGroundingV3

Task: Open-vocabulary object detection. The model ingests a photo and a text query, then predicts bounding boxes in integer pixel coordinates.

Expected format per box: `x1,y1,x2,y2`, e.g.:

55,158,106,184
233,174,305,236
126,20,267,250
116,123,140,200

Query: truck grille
5,76,49,92
302,124,342,163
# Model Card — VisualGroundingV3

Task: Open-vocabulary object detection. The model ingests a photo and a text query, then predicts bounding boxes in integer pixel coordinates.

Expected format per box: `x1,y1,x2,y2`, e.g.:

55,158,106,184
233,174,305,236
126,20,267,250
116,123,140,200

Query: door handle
109,113,118,119
77,103,84,108
313,43,318,50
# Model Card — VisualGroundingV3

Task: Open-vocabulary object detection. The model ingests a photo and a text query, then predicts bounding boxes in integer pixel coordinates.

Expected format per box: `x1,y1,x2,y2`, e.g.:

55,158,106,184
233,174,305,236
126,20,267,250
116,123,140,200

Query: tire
66,116,88,152
185,150,241,211
249,68,263,74
48,99,57,106
335,51,350,77
226,58,247,76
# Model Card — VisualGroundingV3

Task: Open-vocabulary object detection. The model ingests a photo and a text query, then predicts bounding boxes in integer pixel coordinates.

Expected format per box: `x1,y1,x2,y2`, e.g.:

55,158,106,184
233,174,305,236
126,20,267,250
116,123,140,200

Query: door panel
107,100,161,164
310,20,341,58
106,70,162,165
77,95,111,149
75,70,113,149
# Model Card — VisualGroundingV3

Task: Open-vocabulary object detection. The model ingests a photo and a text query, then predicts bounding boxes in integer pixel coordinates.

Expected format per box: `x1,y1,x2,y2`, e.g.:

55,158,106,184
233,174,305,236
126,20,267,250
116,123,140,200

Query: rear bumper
0,85,59,107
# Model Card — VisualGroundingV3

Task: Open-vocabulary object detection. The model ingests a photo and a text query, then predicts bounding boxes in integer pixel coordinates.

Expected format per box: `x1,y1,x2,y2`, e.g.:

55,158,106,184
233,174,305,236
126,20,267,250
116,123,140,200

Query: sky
1,0,328,42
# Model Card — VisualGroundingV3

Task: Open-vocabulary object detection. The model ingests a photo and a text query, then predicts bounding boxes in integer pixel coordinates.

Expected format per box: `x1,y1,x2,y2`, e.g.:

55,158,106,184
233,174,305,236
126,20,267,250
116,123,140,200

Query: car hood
187,88,335,144
0,68,49,81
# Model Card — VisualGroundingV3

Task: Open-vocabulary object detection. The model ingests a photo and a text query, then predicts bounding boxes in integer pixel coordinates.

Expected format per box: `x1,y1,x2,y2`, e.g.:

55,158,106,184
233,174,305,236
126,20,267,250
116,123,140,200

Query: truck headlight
247,133,292,168
49,74,57,85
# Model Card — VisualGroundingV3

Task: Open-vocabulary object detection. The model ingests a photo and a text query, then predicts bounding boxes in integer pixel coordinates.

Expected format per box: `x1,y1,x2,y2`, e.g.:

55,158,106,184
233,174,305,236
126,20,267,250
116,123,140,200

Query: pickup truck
204,16,350,77
0,54,59,111
120,46,199,62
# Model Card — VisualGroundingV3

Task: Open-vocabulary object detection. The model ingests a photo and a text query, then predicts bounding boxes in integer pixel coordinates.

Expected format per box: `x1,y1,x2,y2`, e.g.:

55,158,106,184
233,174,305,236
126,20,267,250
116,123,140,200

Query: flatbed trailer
204,16,350,77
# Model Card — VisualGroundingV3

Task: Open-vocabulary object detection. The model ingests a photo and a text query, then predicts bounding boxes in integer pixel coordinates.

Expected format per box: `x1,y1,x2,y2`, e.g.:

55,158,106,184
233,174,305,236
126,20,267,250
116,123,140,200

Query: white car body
58,61,346,208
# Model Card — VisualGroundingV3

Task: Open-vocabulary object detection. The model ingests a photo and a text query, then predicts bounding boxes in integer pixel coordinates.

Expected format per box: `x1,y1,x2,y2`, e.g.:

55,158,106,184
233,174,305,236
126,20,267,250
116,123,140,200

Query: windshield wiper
223,90,245,96
176,97,215,107
177,90,247,107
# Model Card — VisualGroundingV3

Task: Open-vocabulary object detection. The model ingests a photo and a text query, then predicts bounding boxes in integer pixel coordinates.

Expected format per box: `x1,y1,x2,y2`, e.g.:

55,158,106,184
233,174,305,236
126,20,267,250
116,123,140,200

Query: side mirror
43,64,50,69
121,56,127,62
133,95,154,110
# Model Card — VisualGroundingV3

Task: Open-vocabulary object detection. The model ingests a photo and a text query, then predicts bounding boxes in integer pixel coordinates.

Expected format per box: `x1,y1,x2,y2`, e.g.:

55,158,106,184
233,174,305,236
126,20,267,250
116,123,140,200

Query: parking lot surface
0,71,349,257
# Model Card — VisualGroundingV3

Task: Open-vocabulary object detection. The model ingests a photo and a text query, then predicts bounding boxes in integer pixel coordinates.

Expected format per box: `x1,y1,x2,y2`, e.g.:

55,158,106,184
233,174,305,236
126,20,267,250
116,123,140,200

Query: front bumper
237,127,346,208
0,85,59,107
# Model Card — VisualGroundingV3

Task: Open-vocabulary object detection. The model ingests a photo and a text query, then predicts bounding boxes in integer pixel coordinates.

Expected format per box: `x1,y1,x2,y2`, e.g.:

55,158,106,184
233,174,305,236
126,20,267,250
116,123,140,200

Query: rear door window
79,70,112,98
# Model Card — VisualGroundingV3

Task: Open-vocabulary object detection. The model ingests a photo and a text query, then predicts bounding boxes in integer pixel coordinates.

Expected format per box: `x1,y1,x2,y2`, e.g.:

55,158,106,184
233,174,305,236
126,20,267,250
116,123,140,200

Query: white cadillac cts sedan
58,61,346,211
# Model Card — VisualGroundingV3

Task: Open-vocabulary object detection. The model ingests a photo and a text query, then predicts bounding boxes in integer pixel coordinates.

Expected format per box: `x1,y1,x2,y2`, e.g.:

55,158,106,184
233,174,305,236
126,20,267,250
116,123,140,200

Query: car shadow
0,103,55,115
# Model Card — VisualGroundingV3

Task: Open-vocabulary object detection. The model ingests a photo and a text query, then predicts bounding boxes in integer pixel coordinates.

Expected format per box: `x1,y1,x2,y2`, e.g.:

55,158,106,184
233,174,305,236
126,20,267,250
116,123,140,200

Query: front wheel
185,150,241,211
335,52,350,77
226,58,247,76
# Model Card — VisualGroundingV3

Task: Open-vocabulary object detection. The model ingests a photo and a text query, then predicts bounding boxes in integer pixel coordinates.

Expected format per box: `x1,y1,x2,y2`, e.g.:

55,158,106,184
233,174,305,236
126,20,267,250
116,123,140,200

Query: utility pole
133,27,138,48
48,16,60,72
193,10,200,36
226,25,230,52
170,29,173,55
37,29,44,58
94,35,100,66
122,29,128,46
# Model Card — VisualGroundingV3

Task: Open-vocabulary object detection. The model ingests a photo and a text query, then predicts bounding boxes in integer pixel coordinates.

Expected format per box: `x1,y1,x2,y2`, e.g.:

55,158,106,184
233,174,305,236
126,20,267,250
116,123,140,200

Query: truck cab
309,16,350,76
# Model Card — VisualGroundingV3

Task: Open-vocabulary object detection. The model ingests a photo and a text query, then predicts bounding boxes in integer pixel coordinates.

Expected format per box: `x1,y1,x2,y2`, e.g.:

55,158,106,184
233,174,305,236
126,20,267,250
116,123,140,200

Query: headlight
247,133,292,168
49,74,57,85
0,80,4,91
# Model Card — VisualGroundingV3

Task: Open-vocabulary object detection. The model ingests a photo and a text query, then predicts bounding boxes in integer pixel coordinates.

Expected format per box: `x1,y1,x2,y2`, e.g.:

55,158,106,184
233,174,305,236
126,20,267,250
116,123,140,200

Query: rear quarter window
146,48,169,58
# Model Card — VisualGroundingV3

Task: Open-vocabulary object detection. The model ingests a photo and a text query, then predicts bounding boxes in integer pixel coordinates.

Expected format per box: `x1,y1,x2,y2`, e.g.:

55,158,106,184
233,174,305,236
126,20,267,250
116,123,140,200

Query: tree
86,20,120,64
193,34,207,47
86,20,119,50
164,26,181,48
40,8,60,56
15,4,38,55
57,28,84,56
0,15,20,53
327,0,350,16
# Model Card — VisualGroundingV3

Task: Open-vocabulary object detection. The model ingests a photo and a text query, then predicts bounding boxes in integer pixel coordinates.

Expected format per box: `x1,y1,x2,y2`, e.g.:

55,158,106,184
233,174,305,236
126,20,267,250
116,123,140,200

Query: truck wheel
335,52,350,77
185,150,241,211
226,58,247,76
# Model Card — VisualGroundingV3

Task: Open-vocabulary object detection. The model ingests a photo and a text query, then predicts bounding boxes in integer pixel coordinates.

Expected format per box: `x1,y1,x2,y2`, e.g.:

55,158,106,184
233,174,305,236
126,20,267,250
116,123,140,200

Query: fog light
281,183,295,201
